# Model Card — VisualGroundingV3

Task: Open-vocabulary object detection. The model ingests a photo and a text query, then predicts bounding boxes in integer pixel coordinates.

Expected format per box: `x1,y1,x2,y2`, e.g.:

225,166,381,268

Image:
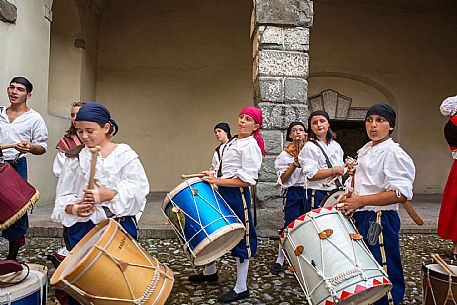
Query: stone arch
48,0,83,118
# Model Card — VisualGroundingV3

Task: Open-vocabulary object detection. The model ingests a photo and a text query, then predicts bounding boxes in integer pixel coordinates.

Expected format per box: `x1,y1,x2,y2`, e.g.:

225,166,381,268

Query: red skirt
438,159,457,241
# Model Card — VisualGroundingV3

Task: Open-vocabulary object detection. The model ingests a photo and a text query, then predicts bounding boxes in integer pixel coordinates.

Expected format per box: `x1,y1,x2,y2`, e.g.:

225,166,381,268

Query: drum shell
0,264,48,305
281,206,391,305
163,178,245,265
422,259,457,305
50,219,174,305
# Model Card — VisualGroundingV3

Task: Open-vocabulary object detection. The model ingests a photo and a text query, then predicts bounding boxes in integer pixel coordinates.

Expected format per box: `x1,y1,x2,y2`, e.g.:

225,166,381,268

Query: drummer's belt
240,187,251,258
375,211,394,305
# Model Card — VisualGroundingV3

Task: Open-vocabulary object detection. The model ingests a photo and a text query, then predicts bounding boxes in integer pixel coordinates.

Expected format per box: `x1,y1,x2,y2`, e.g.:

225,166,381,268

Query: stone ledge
0,0,17,23
253,0,313,28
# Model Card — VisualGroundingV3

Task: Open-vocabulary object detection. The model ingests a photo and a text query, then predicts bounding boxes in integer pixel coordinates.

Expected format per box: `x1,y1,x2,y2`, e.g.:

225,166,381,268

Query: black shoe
188,271,218,284
270,262,282,275
218,289,249,303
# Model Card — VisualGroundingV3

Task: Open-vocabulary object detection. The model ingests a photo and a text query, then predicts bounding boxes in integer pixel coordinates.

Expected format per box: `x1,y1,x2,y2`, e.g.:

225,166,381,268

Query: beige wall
309,0,457,193
96,0,253,191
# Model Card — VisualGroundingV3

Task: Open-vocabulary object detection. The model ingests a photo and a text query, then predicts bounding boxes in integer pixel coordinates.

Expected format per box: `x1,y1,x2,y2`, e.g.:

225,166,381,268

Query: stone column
0,0,17,23
251,0,313,236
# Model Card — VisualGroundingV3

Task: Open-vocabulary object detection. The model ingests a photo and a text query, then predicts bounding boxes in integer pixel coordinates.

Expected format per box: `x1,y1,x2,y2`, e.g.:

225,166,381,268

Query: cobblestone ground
0,234,453,305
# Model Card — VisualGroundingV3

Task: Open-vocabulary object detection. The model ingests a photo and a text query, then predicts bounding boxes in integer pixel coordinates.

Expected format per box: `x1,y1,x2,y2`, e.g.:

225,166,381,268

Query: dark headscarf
365,103,396,128
10,76,33,93
75,102,119,136
286,121,306,142
214,122,231,139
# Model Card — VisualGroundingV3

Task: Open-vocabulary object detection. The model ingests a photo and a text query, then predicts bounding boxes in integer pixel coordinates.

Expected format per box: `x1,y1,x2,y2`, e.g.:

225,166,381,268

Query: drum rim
422,259,457,282
280,206,338,239
0,264,48,301
320,189,344,207
192,222,246,266
163,177,203,207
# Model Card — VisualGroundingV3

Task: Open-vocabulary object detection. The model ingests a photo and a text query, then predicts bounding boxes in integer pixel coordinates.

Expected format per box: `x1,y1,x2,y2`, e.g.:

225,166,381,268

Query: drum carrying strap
240,187,251,258
376,211,395,305
312,141,343,189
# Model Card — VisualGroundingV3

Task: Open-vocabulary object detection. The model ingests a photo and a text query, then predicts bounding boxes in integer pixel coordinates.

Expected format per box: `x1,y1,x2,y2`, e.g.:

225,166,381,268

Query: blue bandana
75,102,119,136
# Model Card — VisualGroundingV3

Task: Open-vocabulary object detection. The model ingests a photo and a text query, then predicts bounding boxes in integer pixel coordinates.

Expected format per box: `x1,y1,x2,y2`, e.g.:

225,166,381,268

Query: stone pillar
251,0,313,236
0,0,17,23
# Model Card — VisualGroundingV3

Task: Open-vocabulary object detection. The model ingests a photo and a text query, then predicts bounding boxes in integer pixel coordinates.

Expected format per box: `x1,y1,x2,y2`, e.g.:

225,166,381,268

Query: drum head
422,260,457,305
320,189,344,207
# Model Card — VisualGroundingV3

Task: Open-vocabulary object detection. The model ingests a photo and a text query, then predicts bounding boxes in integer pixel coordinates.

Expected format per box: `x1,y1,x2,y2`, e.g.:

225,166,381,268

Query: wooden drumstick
88,146,101,189
0,143,18,150
181,173,206,179
402,200,424,226
431,253,456,276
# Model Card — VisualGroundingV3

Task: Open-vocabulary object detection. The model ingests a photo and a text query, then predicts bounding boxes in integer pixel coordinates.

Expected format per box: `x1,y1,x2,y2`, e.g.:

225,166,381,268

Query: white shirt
220,136,262,186
298,139,344,191
211,142,229,172
349,138,415,212
275,150,305,188
53,151,67,177
0,106,48,160
52,144,150,227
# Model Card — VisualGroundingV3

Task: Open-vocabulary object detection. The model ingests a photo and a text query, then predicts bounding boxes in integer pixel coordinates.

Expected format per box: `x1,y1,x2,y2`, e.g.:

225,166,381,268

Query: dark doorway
330,120,369,158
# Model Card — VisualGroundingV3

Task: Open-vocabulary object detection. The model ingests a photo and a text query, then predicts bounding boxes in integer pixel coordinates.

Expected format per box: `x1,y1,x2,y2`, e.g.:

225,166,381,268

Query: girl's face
75,121,110,147
214,128,229,143
310,115,329,140
70,106,81,127
238,114,259,138
289,124,307,141
365,114,392,145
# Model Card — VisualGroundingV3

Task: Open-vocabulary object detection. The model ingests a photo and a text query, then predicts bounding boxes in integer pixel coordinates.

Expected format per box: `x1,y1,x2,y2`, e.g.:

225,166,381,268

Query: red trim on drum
325,300,334,305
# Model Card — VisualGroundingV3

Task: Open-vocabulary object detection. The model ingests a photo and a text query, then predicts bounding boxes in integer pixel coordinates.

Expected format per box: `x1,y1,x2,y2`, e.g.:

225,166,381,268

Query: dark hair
10,76,33,93
65,101,86,138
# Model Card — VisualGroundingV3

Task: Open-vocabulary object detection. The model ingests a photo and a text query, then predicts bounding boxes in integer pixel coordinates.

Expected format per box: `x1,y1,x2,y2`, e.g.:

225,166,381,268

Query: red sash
56,135,81,153
0,162,40,230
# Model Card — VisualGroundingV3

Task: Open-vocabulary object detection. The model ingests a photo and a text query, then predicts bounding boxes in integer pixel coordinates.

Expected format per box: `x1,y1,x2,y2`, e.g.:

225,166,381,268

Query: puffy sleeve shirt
275,150,305,188
350,138,416,212
52,144,150,227
220,136,262,186
298,139,344,191
0,107,48,160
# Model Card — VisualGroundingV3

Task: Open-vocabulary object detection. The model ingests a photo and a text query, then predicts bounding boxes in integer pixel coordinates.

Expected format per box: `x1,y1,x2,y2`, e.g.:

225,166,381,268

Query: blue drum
0,264,47,305
163,178,245,265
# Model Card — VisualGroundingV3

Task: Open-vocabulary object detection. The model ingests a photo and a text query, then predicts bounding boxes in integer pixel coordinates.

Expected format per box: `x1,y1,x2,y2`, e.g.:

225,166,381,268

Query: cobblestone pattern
252,1,312,235
0,234,449,305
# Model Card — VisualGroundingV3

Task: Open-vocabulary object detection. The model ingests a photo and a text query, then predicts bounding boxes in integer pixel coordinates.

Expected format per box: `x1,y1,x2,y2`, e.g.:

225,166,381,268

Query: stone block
259,197,284,209
284,78,308,104
259,103,309,129
0,0,17,23
259,155,277,182
262,129,284,155
253,0,313,28
255,207,283,237
258,26,283,50
257,50,309,78
256,181,282,202
284,27,309,51
254,77,283,104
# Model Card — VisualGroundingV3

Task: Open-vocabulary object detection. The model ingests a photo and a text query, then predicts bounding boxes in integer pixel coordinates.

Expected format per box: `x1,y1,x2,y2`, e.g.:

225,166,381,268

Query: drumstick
88,146,101,189
431,253,456,276
181,173,206,179
402,201,424,226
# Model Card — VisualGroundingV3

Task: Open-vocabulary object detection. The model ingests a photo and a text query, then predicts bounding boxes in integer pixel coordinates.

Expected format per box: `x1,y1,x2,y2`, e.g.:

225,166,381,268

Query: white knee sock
233,258,249,293
275,242,285,265
203,261,217,275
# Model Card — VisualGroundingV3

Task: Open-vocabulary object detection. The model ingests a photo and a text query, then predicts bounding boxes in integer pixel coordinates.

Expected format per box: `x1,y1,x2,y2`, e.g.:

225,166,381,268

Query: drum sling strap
311,141,343,189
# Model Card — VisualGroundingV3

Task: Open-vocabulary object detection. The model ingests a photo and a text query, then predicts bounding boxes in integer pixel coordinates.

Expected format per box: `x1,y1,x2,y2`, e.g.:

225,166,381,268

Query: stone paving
0,233,454,305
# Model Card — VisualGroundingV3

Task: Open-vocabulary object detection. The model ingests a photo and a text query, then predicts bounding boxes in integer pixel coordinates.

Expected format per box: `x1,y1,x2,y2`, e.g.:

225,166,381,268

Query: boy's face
365,114,392,145
7,82,31,105
214,128,228,143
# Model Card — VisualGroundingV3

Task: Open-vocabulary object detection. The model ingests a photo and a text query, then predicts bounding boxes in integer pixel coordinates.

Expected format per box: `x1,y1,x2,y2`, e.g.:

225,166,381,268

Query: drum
422,259,457,305
0,162,40,230
320,189,345,207
50,219,174,305
163,178,245,265
0,264,48,305
280,206,392,305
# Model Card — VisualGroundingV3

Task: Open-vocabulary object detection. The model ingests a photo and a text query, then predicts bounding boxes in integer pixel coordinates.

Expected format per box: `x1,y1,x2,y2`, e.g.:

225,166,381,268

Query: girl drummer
210,122,232,177
338,104,415,305
298,110,345,208
51,102,149,305
270,121,307,275
189,106,263,303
